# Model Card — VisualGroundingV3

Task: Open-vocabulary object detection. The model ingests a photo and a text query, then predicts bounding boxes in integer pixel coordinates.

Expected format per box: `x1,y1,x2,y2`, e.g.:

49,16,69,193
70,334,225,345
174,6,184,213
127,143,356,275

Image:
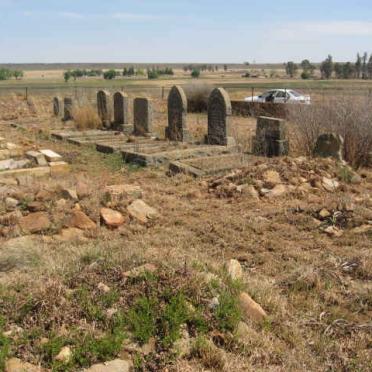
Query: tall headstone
313,133,344,161
166,85,190,142
253,116,289,157
113,91,129,126
63,97,74,121
97,90,112,128
134,98,153,136
53,97,63,117
206,88,235,146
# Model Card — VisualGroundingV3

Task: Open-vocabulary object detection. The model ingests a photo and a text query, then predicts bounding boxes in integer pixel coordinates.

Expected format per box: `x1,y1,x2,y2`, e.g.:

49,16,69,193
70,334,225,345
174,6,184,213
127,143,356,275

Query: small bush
73,106,102,131
215,290,241,332
184,83,213,112
126,297,157,344
191,69,200,78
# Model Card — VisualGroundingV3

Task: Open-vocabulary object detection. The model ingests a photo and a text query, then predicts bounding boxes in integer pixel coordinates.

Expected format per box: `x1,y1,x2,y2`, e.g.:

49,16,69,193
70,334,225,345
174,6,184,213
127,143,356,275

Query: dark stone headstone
206,88,235,146
113,91,129,126
97,90,112,128
253,116,289,157
313,133,344,161
166,85,190,142
53,97,63,117
134,98,153,136
63,97,74,121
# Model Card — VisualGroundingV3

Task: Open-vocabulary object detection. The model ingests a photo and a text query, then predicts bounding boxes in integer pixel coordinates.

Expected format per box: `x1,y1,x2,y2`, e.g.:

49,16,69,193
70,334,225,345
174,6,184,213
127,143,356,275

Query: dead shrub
73,106,102,130
184,83,213,113
288,96,372,168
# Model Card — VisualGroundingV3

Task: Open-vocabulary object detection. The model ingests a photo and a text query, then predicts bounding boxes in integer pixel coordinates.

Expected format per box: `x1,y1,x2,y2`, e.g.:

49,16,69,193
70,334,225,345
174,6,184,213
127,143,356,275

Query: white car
244,89,311,104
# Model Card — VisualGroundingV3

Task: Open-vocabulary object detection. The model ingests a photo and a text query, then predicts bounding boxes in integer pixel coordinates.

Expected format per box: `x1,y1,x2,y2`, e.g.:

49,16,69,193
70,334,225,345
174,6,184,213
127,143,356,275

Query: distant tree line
284,53,372,80
0,68,24,81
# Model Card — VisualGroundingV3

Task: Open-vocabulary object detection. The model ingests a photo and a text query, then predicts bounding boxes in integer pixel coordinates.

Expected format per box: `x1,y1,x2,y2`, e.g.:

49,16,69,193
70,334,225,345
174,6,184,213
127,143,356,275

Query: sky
0,0,371,63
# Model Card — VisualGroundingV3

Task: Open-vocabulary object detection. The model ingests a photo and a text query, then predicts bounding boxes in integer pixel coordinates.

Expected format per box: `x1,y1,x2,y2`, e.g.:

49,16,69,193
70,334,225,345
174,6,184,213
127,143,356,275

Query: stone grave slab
169,153,251,177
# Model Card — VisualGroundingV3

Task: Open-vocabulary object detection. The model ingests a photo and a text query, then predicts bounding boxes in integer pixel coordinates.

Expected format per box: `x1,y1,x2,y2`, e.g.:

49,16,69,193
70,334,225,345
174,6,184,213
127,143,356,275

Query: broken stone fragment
104,184,143,202
69,210,96,230
127,199,158,224
76,180,91,198
100,208,125,228
61,188,78,201
322,177,339,192
319,208,331,219
227,259,243,280
55,346,72,363
26,151,48,166
19,212,51,233
83,359,133,372
324,225,343,237
97,282,111,293
5,197,19,211
40,149,63,162
265,184,288,198
239,292,267,323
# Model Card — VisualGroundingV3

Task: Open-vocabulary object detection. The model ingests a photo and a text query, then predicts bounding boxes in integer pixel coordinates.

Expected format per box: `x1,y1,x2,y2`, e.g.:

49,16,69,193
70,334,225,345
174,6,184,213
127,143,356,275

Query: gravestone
134,98,153,136
253,116,289,157
206,88,235,146
97,90,112,128
166,86,190,142
53,97,63,117
63,97,74,121
313,133,344,161
113,91,129,126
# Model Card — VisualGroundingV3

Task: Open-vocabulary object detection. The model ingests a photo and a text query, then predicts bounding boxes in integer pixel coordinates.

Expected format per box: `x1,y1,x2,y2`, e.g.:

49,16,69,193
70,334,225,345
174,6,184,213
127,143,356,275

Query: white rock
227,259,243,280
322,177,339,192
55,346,72,363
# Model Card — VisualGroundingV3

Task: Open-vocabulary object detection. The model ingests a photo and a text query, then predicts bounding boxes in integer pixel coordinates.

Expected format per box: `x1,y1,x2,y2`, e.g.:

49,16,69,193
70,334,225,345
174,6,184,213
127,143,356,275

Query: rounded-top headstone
166,85,189,142
313,133,344,161
207,88,234,146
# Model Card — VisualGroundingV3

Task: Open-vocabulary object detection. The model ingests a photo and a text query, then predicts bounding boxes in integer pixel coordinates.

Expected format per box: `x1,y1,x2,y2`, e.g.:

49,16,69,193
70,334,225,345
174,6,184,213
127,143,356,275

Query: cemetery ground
0,91,371,372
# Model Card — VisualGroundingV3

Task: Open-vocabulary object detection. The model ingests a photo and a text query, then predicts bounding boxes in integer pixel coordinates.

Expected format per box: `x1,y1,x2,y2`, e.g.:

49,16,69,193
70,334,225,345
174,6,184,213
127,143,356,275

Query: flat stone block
0,166,51,179
40,149,63,162
49,161,70,176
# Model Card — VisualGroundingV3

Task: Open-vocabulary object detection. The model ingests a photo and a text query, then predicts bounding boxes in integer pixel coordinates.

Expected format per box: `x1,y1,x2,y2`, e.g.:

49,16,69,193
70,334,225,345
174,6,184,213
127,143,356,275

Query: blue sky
1,0,371,63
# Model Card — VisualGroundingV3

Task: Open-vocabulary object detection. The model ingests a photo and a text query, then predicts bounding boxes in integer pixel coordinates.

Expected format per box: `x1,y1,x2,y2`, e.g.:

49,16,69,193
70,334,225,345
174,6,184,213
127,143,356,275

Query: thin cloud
111,12,162,21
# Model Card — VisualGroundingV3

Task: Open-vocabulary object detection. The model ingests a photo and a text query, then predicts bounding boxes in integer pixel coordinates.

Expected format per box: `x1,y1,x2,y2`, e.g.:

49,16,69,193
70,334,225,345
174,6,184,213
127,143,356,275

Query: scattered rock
3,325,23,338
105,184,143,202
83,359,133,372
227,259,243,280
69,210,96,230
319,208,331,219
97,282,111,293
54,228,86,242
237,185,260,200
61,188,78,201
5,197,19,211
5,358,44,372
322,177,339,192
100,208,125,228
26,151,48,166
209,297,220,310
27,202,45,212
19,212,51,233
239,292,267,323
106,308,118,319
76,181,91,199
324,225,343,238
127,199,158,224
55,346,72,363
266,184,288,198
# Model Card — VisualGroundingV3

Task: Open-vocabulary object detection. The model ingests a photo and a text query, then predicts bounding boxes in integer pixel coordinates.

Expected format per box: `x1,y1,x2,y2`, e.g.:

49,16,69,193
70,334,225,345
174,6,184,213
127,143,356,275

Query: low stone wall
231,101,287,119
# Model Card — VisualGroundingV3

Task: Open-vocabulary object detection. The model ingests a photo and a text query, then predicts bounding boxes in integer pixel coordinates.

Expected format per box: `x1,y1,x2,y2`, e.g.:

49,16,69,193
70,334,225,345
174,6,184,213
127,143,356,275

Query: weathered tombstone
63,97,74,121
206,88,235,146
113,91,129,126
53,97,63,117
253,116,289,157
166,86,190,142
134,98,153,136
97,90,112,128
313,133,344,161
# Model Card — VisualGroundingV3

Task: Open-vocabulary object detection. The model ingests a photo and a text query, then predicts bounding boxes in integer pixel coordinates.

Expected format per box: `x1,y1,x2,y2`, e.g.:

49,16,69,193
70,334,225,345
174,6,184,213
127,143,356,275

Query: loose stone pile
0,137,69,183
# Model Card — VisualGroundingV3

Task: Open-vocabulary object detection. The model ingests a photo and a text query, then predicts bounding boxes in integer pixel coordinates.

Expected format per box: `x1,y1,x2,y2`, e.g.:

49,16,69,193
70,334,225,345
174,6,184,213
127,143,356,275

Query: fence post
25,87,28,100
162,87,165,100
251,87,254,102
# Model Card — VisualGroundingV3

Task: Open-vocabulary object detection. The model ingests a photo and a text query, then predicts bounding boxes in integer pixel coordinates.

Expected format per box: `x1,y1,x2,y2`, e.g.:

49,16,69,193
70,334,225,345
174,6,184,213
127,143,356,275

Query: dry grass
288,96,372,168
72,105,102,131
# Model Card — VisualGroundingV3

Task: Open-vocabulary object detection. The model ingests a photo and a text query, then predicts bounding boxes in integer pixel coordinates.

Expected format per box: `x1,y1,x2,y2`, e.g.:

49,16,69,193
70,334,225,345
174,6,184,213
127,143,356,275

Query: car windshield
289,90,302,97
261,90,275,98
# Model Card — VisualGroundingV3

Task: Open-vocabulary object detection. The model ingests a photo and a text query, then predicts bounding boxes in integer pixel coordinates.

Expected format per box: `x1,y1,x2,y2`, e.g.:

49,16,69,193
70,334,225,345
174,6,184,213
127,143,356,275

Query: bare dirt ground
0,94,371,371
